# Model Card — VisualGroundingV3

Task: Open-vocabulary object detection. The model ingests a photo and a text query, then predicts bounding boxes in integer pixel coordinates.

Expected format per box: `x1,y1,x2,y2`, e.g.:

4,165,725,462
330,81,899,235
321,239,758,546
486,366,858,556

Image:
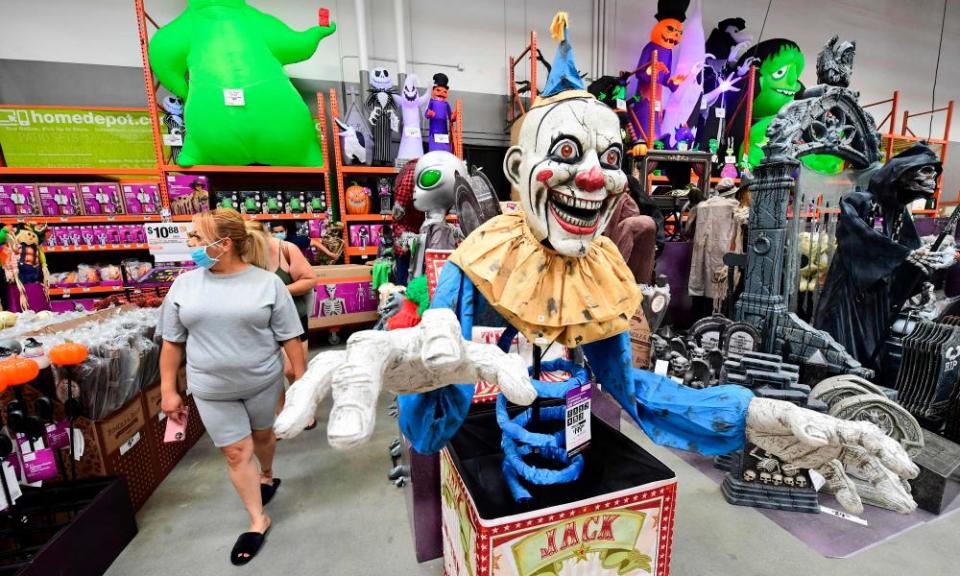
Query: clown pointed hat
536,12,592,104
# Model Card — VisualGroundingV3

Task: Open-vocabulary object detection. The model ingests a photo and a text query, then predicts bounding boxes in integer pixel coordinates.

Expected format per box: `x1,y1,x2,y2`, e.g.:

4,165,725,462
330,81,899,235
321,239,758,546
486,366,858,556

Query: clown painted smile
547,189,605,234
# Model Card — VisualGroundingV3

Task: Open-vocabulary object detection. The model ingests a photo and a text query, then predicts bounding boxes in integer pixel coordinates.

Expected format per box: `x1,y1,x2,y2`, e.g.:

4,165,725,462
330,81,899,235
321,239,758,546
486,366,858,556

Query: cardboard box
142,379,205,477
72,391,160,511
0,183,38,215
440,413,676,576
311,264,378,329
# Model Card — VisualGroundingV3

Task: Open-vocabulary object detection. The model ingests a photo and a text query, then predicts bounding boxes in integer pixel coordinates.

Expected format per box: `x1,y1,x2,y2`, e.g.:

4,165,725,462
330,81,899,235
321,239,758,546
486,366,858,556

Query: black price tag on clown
565,383,592,457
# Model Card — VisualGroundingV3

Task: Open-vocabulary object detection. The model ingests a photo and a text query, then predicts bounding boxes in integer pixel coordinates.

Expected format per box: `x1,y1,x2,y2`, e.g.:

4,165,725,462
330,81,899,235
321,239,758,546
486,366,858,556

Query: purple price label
22,449,58,483
45,420,70,450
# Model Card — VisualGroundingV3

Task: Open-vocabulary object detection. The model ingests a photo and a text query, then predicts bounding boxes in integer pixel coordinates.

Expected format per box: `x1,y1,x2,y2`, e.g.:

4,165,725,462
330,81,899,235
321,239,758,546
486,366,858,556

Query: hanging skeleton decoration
365,67,399,166
318,284,346,317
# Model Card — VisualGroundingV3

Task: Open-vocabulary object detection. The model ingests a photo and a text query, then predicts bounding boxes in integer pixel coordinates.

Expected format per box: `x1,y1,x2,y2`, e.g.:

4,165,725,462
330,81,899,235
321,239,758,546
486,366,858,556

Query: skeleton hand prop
746,397,919,514
907,246,957,274
275,308,536,449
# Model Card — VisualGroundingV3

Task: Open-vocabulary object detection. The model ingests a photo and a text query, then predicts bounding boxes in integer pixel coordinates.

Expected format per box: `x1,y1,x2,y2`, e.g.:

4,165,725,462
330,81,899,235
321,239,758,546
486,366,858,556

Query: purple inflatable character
425,73,456,153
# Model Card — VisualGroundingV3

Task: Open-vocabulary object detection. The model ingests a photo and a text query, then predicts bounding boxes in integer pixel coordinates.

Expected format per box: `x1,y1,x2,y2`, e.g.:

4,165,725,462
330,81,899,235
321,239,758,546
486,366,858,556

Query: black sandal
304,420,317,431
260,478,281,506
230,525,270,566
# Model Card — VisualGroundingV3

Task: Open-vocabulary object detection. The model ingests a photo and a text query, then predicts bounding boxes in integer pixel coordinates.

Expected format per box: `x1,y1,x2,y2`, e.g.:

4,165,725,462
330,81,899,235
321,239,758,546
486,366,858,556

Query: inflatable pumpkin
345,183,372,215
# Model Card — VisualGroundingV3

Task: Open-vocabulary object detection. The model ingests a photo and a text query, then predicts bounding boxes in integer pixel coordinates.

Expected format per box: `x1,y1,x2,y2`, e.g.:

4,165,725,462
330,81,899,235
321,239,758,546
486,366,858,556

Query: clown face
651,18,683,48
412,151,466,214
504,97,626,257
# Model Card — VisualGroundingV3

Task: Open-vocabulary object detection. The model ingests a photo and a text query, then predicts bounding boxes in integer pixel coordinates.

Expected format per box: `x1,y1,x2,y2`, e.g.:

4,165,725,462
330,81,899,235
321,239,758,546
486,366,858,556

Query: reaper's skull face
402,75,420,101
413,151,467,214
896,164,940,204
503,97,626,257
370,67,393,91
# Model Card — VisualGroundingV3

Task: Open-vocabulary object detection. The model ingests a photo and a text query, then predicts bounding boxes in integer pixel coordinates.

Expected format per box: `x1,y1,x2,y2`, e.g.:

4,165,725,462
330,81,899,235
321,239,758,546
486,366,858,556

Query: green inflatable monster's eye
418,169,442,189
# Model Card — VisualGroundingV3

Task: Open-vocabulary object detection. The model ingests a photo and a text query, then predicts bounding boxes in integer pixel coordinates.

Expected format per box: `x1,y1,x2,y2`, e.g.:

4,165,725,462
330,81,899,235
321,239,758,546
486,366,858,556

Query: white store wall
0,0,957,189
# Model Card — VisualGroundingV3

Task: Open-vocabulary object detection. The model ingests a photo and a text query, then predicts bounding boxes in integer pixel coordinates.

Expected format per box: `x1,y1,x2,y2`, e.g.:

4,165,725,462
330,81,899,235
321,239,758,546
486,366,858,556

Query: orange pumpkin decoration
345,182,372,215
49,342,89,366
0,356,40,388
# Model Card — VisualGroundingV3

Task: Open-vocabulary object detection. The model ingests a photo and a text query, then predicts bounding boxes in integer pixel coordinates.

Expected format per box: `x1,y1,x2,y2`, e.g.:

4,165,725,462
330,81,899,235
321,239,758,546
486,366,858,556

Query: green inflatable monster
738,39,841,174
149,0,336,167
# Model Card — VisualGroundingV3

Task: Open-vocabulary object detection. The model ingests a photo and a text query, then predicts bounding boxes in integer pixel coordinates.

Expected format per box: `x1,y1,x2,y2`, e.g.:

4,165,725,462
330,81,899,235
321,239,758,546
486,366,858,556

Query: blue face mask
273,232,287,241
190,238,225,269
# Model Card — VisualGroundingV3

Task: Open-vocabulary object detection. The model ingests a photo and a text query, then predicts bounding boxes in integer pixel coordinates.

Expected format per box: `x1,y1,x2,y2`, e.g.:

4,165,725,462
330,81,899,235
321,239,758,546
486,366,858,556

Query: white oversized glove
275,308,536,450
746,397,920,514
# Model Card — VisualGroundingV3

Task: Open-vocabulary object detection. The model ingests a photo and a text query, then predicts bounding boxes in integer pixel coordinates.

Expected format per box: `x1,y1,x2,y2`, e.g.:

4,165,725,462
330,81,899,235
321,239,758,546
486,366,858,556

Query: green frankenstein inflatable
148,0,336,167
737,39,841,174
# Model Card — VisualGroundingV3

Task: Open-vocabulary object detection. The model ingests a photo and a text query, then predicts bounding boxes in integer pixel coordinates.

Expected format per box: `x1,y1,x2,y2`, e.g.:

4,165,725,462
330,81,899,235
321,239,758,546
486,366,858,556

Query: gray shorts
191,381,282,447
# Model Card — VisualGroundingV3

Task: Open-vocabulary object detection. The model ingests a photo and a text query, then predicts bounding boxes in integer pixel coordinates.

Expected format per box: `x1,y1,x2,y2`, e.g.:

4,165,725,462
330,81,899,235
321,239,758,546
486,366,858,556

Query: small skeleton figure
97,232,109,245
743,469,757,482
319,284,346,317
81,230,95,246
378,178,393,215
94,187,114,214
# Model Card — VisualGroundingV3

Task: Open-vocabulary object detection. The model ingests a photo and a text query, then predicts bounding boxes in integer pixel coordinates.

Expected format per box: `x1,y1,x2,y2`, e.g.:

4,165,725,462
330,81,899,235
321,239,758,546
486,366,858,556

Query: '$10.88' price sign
144,222,193,263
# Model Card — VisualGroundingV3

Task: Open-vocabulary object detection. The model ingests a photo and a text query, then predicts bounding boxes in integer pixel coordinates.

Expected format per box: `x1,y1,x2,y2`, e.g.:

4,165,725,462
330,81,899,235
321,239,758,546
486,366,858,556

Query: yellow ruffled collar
449,212,640,348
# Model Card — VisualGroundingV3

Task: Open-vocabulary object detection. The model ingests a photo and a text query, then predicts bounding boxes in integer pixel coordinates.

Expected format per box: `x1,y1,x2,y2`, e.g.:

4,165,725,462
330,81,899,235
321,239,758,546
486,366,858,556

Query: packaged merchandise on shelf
166,174,209,216
35,184,82,217
0,183,38,216
261,190,285,215
132,264,191,287
349,223,383,249
46,224,147,247
122,260,154,283
79,183,124,216
121,182,161,214
213,189,240,211
239,190,263,214
304,190,327,214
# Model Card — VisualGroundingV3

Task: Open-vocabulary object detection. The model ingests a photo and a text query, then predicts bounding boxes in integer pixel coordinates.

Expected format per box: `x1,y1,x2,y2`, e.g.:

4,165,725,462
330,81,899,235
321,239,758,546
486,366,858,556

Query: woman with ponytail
158,208,305,565
245,220,317,429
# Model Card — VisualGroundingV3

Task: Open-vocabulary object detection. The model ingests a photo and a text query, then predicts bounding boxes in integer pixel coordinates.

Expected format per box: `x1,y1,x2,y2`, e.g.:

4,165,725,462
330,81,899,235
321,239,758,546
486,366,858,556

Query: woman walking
159,208,305,566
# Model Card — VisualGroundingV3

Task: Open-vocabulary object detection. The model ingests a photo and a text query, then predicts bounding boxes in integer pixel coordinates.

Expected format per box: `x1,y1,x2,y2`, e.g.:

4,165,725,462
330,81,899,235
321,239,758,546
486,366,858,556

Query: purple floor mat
672,449,960,558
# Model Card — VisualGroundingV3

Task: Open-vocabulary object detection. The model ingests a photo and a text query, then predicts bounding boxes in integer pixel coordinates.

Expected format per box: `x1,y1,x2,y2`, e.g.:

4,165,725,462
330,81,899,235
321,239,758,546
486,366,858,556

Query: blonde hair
192,208,269,270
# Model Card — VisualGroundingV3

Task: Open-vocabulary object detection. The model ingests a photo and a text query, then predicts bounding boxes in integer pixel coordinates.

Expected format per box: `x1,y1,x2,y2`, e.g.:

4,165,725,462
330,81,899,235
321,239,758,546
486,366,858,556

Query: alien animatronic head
650,0,689,49
402,74,420,102
370,67,393,91
412,151,467,214
504,97,626,257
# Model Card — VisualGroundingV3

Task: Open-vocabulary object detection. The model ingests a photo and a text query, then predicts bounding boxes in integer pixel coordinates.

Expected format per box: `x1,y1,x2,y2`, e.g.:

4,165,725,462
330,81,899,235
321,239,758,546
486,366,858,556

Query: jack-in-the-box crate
441,410,676,576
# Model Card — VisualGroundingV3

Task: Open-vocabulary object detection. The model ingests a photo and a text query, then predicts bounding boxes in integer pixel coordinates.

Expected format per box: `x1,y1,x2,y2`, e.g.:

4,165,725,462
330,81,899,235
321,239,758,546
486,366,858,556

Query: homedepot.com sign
0,106,161,168
2,108,152,129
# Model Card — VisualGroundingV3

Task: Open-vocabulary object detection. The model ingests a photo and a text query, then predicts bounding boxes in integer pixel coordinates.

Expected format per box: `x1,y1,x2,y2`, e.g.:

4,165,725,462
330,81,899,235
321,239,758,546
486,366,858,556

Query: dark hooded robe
814,145,942,367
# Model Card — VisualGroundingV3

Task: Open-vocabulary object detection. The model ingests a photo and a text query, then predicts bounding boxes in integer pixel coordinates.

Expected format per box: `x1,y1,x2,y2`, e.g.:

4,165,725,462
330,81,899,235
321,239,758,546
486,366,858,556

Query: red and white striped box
440,420,677,576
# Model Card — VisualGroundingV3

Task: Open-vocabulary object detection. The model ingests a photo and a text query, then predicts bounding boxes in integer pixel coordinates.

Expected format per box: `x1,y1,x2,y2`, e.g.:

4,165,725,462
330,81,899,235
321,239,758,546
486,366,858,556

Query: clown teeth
549,190,603,210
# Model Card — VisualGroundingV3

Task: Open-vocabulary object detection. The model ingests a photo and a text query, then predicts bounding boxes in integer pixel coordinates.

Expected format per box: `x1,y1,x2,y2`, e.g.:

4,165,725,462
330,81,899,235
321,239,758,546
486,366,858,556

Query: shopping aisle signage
145,223,192,263
0,106,162,168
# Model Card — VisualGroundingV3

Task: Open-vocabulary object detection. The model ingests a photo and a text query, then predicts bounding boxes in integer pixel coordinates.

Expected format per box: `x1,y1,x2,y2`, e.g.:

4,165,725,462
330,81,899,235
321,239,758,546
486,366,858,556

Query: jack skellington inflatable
277,14,919,514
365,67,399,166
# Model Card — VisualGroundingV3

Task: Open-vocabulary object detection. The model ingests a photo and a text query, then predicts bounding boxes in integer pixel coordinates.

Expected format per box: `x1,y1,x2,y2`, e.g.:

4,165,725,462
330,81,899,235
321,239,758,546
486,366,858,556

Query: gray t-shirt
160,265,304,400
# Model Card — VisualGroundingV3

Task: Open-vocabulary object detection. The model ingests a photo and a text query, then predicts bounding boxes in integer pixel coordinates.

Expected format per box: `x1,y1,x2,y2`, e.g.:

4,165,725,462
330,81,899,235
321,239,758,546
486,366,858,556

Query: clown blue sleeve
583,332,753,456
398,263,477,454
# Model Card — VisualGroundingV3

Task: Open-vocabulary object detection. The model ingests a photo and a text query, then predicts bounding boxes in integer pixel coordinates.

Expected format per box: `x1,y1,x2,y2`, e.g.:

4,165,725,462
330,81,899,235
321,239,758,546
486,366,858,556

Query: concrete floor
107,390,960,576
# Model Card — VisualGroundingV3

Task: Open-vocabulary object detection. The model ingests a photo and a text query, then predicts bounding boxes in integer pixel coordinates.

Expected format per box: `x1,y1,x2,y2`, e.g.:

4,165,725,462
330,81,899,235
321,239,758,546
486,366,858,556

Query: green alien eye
418,168,442,189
